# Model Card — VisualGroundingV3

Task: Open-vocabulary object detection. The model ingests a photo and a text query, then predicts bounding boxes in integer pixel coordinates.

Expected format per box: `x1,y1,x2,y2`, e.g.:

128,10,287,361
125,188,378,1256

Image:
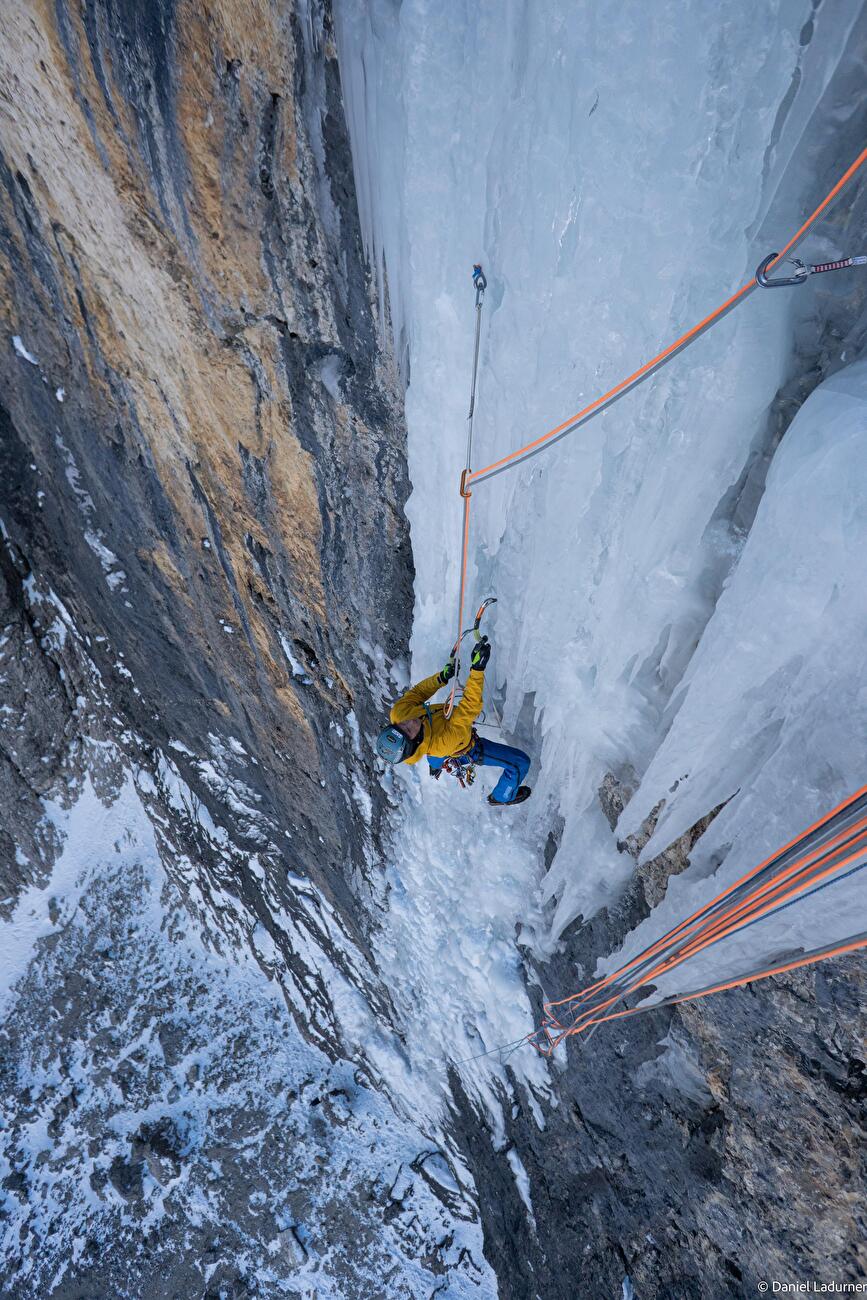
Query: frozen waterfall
335,0,867,1076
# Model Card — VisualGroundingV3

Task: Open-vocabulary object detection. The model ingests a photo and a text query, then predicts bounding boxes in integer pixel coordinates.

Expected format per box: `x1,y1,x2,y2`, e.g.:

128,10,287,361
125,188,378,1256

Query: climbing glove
470,636,491,673
438,657,456,685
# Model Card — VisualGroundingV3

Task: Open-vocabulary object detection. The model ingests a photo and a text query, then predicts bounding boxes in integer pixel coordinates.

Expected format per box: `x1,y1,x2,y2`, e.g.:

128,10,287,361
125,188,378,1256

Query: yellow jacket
389,671,484,765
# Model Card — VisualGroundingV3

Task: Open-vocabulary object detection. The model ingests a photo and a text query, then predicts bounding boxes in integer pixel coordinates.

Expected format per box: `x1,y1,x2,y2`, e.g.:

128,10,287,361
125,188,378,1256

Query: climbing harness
442,143,867,1044
444,267,488,720
430,729,481,790
756,249,867,287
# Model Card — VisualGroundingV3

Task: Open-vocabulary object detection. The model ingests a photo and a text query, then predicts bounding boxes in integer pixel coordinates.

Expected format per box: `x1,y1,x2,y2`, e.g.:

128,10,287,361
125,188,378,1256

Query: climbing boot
488,786,532,807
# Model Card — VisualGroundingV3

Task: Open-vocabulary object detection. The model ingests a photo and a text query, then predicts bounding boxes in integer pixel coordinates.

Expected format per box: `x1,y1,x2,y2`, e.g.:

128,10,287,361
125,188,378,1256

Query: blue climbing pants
428,737,530,804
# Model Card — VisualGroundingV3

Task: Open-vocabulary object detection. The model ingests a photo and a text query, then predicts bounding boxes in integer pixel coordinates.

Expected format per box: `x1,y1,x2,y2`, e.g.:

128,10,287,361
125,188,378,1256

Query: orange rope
667,936,867,1006
465,144,867,488
664,822,867,955
561,815,867,1024
444,492,473,719
557,831,867,1039
452,147,867,678
545,782,867,1015
536,792,867,1049
538,935,867,1048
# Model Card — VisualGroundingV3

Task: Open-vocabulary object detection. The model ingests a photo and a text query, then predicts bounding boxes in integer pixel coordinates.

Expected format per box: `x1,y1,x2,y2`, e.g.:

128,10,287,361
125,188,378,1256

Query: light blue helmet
376,724,409,764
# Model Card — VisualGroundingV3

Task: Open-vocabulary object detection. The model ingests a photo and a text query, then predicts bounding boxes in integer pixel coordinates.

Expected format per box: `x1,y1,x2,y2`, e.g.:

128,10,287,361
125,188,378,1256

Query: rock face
0,2,489,1295
0,0,412,918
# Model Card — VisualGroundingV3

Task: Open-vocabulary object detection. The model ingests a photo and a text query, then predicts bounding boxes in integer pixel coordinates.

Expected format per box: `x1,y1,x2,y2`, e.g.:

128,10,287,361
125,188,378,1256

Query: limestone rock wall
0,4,477,1294
0,0,412,914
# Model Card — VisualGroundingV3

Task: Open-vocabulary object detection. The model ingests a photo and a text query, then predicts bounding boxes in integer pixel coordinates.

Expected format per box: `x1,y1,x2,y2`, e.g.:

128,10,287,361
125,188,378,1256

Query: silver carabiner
755,252,810,288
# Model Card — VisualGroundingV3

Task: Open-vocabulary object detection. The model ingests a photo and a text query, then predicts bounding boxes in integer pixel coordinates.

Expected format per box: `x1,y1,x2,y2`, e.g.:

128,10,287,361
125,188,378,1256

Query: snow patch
505,1148,536,1229
12,335,38,365
0,777,109,1014
279,633,313,684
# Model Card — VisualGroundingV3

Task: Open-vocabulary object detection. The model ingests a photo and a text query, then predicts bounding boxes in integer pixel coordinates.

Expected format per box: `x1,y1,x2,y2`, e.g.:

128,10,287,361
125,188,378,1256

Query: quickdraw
755,249,867,288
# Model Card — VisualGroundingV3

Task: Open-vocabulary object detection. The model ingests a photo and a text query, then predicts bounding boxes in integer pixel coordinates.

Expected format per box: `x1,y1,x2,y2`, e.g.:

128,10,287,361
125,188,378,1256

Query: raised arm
390,673,444,724
436,669,484,749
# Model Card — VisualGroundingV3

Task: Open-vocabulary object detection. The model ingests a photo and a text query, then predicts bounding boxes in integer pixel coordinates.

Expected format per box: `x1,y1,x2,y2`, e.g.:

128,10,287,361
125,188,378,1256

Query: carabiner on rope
472,263,487,293
756,250,867,288
755,253,810,288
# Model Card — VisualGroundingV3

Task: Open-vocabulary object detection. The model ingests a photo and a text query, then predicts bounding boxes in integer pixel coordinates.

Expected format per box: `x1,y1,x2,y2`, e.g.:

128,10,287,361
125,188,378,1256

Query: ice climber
375,637,532,806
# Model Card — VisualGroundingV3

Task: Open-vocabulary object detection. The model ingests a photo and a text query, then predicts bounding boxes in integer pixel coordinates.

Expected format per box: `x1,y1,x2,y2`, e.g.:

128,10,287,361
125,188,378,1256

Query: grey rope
465,266,487,472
